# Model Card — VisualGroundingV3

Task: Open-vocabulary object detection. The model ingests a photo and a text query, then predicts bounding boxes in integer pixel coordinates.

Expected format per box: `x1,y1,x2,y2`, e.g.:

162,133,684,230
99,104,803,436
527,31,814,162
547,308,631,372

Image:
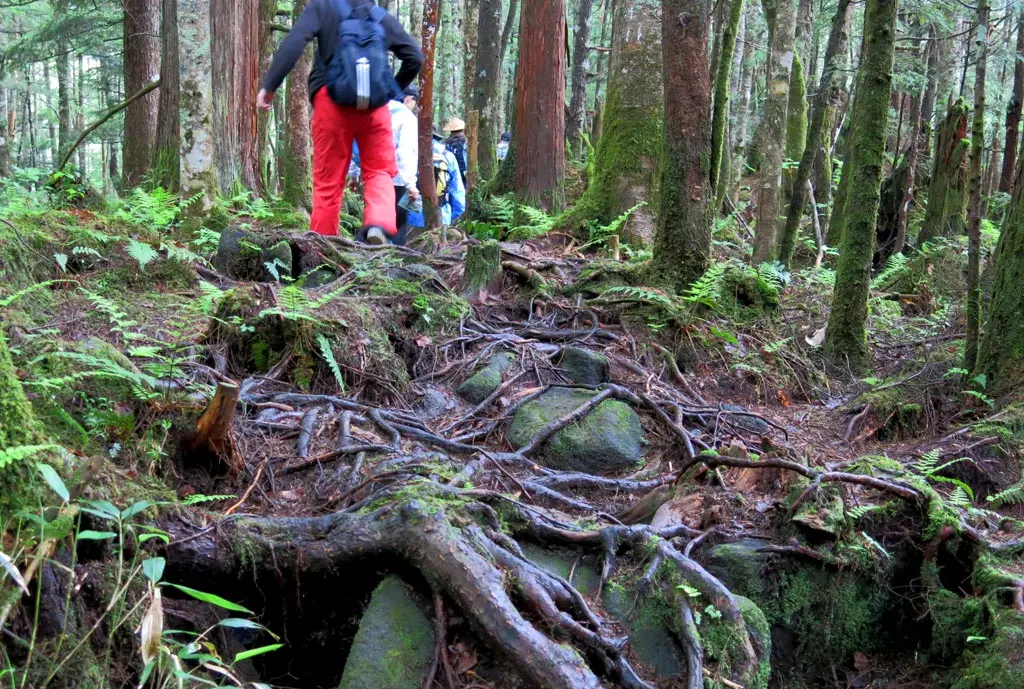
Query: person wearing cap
442,117,469,186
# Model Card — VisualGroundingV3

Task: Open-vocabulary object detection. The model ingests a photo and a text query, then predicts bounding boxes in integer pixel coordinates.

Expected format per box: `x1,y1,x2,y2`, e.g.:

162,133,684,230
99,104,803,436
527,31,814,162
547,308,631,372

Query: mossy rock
507,387,644,473
557,347,610,386
789,483,845,538
456,351,516,404
950,608,1024,689
720,403,771,435
337,576,436,689
214,227,294,282
602,584,684,678
518,543,601,597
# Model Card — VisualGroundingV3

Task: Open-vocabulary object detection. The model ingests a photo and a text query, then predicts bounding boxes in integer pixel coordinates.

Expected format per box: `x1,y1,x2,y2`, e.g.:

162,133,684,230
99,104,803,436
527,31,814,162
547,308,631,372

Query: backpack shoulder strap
369,6,386,23
332,0,353,20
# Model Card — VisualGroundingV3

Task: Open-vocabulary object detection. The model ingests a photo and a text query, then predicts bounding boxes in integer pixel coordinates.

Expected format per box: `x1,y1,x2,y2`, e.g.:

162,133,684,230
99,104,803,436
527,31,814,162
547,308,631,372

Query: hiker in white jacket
390,86,420,242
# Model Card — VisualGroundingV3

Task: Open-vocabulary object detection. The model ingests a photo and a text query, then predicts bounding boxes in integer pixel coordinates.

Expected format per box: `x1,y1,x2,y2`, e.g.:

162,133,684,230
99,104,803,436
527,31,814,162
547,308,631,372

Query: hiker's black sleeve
262,3,322,93
384,16,424,90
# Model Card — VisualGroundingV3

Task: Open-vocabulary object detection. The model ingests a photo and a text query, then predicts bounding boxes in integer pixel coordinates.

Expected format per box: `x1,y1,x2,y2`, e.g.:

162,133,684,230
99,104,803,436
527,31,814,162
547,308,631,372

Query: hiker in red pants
257,0,423,244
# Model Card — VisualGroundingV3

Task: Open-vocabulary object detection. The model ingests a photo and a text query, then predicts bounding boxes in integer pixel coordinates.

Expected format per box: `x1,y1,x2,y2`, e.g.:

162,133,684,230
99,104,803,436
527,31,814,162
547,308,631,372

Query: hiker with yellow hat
442,116,469,186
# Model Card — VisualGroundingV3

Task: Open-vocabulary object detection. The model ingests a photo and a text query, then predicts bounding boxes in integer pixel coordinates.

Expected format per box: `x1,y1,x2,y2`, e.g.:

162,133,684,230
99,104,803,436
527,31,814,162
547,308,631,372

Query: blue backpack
326,0,398,110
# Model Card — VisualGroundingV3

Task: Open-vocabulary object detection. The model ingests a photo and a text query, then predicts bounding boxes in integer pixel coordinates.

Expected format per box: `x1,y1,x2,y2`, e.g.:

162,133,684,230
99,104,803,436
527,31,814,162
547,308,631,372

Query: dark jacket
261,0,423,102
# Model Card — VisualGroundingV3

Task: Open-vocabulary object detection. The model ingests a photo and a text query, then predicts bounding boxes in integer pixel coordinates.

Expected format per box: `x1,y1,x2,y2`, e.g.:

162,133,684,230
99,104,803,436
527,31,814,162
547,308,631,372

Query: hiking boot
364,226,388,246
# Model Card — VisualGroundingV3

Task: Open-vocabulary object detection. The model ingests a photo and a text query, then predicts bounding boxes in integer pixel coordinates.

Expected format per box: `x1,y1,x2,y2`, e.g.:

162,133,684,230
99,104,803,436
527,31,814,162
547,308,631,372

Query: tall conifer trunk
122,0,161,186
965,0,989,373
567,0,596,157
473,0,503,180
153,0,181,191
824,0,897,369
282,0,313,210
1001,10,1024,194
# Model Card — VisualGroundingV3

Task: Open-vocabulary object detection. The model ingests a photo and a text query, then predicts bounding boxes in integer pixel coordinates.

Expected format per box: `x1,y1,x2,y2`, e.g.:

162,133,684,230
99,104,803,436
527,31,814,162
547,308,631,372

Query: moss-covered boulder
507,387,644,473
456,351,517,404
519,543,601,597
602,583,685,678
337,576,436,689
214,228,294,282
950,608,1024,689
558,347,610,386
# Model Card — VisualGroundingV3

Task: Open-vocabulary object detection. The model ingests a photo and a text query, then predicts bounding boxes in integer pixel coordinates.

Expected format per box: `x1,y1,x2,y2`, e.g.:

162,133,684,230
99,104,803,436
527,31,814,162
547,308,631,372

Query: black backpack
446,138,468,183
325,0,398,110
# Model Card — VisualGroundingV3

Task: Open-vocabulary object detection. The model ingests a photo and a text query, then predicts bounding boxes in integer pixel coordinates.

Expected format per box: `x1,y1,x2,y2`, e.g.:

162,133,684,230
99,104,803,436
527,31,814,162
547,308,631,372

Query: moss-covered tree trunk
179,0,216,213
462,0,480,118
965,0,989,373
474,0,503,180
778,50,806,239
726,12,756,207
649,0,712,291
282,0,313,210
1000,10,1024,193
752,0,796,263
0,60,10,177
823,0,896,369
579,0,662,243
418,0,442,228
979,159,1024,396
513,0,567,212
0,331,41,513
710,0,744,193
152,0,181,191
777,0,852,267
918,99,969,246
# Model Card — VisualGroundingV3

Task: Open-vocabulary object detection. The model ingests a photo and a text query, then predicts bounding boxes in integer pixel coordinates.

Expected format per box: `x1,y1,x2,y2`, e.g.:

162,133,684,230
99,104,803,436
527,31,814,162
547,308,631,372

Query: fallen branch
502,261,550,293
58,80,160,171
279,445,392,475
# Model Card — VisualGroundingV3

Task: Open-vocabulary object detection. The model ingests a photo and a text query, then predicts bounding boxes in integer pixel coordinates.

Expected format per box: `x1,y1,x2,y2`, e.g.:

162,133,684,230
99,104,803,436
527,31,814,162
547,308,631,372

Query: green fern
181,493,237,505
588,203,647,244
125,239,160,270
872,252,909,289
847,504,884,522
600,285,676,308
114,186,181,228
0,280,69,308
987,481,1024,507
259,285,320,323
914,449,943,476
84,291,142,339
0,445,59,470
317,334,346,392
948,485,972,508
509,205,557,240
683,263,727,309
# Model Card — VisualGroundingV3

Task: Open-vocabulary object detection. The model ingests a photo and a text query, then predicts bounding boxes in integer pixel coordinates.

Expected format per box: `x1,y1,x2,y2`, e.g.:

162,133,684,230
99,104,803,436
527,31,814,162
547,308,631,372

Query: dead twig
225,463,265,516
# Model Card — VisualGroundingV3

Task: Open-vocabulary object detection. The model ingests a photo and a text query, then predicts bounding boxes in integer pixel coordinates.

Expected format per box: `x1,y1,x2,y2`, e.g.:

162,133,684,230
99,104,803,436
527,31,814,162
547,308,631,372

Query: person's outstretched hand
257,89,274,112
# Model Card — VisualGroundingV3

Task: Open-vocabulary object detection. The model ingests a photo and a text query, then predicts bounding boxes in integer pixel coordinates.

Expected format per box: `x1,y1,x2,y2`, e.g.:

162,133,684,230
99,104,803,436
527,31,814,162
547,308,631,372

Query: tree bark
649,0,713,291
473,0,503,180
727,9,756,206
180,0,216,212
778,0,852,267
711,0,744,193
257,0,278,191
282,0,314,210
919,99,969,246
462,0,479,118
0,60,8,177
410,0,424,44
513,0,567,212
418,0,442,229
965,0,989,374
567,0,597,157
211,0,265,196
54,0,71,165
893,91,922,257
979,159,1024,395
76,54,86,173
153,0,181,191
824,0,897,370
581,0,662,244
123,0,161,187
752,0,796,264
1001,10,1024,194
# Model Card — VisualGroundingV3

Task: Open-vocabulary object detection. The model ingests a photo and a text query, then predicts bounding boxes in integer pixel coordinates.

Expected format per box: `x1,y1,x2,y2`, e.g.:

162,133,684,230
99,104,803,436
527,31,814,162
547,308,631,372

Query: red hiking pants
311,88,398,237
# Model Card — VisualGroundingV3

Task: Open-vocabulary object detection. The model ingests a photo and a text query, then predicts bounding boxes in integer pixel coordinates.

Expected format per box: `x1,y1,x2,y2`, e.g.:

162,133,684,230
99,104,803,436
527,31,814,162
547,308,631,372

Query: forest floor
3,192,1024,689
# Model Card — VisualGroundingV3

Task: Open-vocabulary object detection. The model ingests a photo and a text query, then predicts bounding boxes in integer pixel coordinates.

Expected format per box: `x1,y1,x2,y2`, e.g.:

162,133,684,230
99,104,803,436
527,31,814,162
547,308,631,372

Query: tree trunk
649,0,713,291
710,0,744,193
918,99,969,246
893,91,922,257
965,0,989,374
582,0,662,244
979,159,1024,395
410,0,424,44
752,0,796,264
257,0,277,191
567,0,597,157
54,0,71,165
418,0,442,229
123,0,161,187
282,0,314,210
43,61,56,165
211,0,265,196
179,0,216,212
0,62,8,177
462,0,479,118
76,54,86,173
513,0,567,212
153,0,181,191
727,10,756,206
1001,10,1024,194
778,0,852,267
781,52,807,201
824,0,897,369
474,0,503,180
0,332,42,514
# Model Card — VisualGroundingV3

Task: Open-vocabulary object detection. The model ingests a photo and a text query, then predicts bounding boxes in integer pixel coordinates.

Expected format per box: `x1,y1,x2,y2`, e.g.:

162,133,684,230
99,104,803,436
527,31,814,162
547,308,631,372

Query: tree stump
462,239,503,301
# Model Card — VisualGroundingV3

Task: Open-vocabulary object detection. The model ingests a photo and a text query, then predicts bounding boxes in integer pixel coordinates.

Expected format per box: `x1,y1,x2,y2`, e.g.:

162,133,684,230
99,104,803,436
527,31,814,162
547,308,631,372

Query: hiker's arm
261,3,321,93
383,16,423,90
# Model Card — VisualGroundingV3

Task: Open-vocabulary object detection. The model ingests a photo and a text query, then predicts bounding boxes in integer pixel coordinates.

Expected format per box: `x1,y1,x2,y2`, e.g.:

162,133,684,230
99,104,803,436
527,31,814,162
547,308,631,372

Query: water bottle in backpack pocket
326,0,398,110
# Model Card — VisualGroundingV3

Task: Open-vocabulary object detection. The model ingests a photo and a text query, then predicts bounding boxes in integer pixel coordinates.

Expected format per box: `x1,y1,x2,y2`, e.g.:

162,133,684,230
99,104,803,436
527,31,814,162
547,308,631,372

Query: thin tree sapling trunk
711,0,744,193
418,0,442,229
567,0,597,158
965,0,989,374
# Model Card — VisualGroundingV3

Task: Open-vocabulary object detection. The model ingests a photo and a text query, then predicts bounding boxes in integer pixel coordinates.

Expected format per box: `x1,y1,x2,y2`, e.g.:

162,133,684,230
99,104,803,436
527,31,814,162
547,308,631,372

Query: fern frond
591,203,647,240
987,481,1024,507
317,334,346,392
181,493,237,505
0,445,59,470
0,280,69,308
125,239,160,270
600,285,676,308
872,252,909,289
683,263,728,310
